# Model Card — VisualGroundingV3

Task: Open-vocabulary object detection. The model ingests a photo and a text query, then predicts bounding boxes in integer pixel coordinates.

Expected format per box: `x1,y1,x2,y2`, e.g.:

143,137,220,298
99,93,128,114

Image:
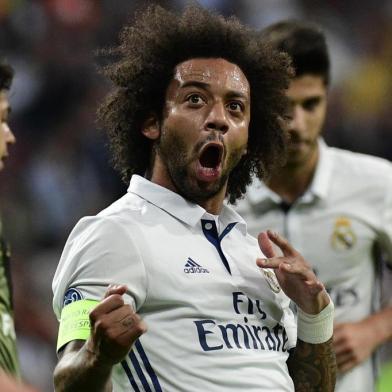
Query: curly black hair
99,5,292,204
0,61,14,91
261,20,330,85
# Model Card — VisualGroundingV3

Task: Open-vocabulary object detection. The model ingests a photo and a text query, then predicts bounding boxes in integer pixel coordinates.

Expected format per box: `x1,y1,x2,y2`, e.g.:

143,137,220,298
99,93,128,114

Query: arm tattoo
287,338,336,392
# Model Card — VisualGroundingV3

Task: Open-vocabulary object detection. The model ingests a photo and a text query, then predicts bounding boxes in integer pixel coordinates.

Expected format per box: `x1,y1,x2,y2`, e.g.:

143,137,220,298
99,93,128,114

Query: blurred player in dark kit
0,62,37,391
0,61,19,377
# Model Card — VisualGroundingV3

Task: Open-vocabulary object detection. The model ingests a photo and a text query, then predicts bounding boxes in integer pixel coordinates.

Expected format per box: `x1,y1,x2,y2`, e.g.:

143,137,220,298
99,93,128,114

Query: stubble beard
157,127,244,205
285,138,318,170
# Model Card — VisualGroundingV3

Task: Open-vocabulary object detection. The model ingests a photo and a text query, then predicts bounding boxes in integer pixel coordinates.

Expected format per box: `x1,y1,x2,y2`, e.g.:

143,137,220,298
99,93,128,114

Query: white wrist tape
297,300,334,344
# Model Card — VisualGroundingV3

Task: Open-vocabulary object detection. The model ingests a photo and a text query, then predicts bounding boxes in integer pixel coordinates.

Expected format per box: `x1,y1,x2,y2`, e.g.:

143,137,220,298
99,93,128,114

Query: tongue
196,164,221,182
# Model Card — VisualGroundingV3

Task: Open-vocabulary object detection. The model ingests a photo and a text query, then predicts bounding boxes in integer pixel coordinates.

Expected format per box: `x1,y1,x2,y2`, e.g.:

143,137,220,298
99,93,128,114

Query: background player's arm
257,231,336,391
333,185,392,374
54,285,147,392
334,305,392,373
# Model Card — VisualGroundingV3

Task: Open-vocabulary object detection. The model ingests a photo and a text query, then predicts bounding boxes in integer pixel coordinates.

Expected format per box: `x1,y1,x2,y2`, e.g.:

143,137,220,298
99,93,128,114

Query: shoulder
67,192,147,240
235,176,270,212
329,147,392,180
326,147,392,197
53,196,149,317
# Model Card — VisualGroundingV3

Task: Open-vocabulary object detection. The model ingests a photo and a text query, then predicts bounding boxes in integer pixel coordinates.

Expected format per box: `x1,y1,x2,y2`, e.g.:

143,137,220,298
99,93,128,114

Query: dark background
0,0,391,390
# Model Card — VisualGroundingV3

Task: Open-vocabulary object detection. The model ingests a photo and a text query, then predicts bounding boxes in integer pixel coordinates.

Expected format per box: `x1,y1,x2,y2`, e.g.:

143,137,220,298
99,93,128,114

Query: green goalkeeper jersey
0,223,20,377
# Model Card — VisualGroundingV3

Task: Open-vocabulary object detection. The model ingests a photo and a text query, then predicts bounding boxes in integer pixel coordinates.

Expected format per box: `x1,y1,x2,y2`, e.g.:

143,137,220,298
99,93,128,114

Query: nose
289,105,306,133
205,102,229,133
3,123,16,145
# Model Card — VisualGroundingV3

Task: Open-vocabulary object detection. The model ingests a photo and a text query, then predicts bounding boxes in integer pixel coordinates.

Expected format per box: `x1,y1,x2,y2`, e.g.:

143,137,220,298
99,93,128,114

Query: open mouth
199,143,223,169
196,142,224,182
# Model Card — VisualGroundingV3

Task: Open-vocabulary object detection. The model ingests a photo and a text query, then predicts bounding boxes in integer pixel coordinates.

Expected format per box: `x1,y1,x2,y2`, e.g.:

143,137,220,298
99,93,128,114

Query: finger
266,230,297,257
339,362,355,374
256,257,289,269
104,311,147,342
336,350,352,366
104,284,128,299
333,324,347,344
102,304,135,325
257,231,276,258
337,355,355,373
119,313,147,336
115,317,148,345
333,340,351,356
333,333,351,356
277,262,318,284
90,293,126,320
98,306,145,337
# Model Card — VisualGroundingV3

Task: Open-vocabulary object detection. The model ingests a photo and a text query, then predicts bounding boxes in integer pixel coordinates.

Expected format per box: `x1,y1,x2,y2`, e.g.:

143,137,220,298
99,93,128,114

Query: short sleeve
52,215,147,320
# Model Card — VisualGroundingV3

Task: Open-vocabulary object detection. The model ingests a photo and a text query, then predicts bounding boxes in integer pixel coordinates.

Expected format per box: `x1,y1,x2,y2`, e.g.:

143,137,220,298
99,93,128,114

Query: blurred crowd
0,0,391,390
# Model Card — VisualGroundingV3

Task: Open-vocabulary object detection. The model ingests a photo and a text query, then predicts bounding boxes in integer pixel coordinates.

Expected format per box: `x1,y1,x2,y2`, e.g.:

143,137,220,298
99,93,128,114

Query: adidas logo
184,257,210,274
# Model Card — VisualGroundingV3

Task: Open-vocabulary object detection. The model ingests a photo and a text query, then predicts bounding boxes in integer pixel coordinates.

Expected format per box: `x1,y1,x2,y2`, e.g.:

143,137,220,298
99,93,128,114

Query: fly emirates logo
194,292,289,352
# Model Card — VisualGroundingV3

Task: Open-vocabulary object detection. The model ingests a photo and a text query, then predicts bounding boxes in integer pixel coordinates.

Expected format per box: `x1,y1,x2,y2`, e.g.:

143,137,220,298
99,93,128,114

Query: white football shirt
236,139,392,392
53,175,297,392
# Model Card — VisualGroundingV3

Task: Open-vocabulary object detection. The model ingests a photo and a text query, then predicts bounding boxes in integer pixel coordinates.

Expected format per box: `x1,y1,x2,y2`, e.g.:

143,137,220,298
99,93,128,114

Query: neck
267,147,319,204
199,191,226,215
148,156,226,216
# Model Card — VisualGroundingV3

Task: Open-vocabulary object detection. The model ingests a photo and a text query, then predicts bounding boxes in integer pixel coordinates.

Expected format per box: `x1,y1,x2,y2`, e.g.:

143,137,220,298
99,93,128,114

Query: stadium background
0,0,391,390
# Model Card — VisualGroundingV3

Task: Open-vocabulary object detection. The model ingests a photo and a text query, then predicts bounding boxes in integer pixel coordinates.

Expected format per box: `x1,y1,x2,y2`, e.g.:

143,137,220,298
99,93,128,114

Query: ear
141,115,160,140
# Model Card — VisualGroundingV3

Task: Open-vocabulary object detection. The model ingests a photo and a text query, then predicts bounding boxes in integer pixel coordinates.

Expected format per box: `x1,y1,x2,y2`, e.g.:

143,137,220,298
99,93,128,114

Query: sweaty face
0,91,16,171
285,75,327,168
154,58,250,204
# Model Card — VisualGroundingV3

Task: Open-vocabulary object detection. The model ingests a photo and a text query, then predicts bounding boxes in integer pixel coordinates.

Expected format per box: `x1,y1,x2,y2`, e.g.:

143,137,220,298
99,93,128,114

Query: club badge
331,217,356,251
262,269,281,293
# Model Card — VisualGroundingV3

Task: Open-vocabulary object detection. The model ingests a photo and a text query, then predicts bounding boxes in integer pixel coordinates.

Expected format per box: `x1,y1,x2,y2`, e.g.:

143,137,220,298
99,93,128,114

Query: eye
186,93,205,106
227,101,244,113
302,97,321,112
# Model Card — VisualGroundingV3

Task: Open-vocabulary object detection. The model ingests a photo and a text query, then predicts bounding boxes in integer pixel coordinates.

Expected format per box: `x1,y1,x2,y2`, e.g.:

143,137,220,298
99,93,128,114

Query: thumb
104,284,128,299
258,231,276,258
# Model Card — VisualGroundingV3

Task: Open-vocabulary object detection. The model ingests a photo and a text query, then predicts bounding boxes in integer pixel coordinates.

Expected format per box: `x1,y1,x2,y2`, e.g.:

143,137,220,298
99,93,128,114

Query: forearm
287,338,336,392
54,343,112,392
288,298,336,390
361,305,392,347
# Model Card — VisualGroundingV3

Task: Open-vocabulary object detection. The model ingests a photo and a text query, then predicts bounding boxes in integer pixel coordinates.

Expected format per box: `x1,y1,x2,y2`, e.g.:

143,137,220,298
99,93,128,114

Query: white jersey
236,139,392,392
53,175,297,392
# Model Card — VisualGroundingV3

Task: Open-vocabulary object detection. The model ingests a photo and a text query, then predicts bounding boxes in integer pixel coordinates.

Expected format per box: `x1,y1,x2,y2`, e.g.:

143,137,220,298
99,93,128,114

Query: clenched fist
86,284,147,365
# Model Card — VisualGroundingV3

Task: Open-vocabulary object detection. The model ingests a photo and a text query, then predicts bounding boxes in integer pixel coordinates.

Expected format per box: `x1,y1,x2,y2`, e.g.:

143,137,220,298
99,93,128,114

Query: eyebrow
180,80,249,100
288,95,323,105
303,96,322,102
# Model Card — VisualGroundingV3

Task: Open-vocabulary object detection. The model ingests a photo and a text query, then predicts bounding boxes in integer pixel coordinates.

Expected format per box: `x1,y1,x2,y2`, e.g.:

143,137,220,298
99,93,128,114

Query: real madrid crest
262,269,281,293
331,217,356,251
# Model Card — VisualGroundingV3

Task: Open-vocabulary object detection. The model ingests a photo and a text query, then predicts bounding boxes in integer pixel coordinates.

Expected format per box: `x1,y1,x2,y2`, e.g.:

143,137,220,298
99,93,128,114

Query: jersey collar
307,138,333,202
246,138,333,207
127,175,246,233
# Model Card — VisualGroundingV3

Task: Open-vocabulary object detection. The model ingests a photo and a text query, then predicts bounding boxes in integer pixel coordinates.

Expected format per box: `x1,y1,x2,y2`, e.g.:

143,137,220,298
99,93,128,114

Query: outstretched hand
86,284,147,365
257,230,330,314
